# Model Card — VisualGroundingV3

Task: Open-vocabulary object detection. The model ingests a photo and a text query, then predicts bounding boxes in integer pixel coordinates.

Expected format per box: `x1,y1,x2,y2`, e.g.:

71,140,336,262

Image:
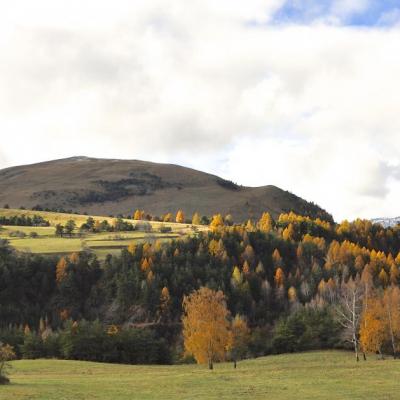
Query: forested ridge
1,211,400,364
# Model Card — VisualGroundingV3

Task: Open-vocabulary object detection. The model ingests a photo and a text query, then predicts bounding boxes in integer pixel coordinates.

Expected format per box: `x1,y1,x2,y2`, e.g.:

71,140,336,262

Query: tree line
1,211,400,371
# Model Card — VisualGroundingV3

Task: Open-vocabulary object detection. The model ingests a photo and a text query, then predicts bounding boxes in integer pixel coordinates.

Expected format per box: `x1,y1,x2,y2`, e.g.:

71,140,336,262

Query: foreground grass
2,351,399,400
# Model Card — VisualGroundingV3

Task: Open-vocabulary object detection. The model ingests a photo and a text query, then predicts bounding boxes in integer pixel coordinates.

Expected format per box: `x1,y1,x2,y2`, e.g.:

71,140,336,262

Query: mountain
0,157,332,222
371,217,400,228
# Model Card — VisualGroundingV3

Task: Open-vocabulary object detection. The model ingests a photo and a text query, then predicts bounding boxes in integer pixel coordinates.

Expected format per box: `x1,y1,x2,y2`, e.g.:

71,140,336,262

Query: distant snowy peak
371,217,400,228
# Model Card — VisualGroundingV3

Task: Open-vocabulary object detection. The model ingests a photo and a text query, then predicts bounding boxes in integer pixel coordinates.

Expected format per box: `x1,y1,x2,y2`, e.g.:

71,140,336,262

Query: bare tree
334,277,364,361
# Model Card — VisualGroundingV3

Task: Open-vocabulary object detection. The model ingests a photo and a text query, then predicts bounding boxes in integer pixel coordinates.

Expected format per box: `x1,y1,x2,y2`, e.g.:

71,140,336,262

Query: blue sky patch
272,0,400,27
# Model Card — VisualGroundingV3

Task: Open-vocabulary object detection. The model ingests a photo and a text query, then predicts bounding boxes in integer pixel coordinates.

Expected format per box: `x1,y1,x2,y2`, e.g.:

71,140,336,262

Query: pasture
0,208,204,258
2,351,399,400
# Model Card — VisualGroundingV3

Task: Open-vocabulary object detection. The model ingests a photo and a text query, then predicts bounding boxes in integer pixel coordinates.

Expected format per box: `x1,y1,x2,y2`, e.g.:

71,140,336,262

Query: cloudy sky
1,1,400,221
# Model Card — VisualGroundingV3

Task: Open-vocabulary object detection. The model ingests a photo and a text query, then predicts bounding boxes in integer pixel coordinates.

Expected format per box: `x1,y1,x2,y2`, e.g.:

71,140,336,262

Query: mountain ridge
0,156,333,222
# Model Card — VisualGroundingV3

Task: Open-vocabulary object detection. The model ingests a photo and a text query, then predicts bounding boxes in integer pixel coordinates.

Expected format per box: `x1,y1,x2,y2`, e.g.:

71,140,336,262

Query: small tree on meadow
0,343,16,384
55,224,64,237
64,220,76,237
182,287,231,370
228,315,250,368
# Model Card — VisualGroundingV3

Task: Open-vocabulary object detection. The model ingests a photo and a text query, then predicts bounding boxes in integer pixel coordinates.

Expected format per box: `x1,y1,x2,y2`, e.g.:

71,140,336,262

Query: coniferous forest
1,211,400,365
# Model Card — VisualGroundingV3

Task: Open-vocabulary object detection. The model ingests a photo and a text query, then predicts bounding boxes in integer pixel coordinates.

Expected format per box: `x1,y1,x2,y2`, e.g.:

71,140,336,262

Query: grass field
0,208,206,258
2,351,399,400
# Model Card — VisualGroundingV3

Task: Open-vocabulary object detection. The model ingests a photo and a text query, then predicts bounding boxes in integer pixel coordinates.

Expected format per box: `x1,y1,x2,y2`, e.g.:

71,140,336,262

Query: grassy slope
0,208,205,258
2,351,399,400
0,157,331,222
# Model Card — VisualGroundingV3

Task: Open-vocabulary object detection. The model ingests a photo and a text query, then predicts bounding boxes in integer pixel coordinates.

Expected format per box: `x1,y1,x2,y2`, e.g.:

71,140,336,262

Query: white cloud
0,1,400,221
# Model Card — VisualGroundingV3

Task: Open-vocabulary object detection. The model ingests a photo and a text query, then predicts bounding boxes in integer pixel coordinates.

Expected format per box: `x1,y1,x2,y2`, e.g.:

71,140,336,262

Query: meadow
0,208,205,258
1,351,399,400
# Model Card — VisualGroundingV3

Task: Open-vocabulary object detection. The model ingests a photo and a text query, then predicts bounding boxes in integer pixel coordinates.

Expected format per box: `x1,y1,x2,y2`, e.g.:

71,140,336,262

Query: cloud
0,1,400,220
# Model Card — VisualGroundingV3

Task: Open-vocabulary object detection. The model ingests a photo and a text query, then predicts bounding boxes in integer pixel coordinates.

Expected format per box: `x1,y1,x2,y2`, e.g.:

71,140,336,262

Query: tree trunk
233,360,237,369
387,302,396,359
208,359,213,370
354,340,359,362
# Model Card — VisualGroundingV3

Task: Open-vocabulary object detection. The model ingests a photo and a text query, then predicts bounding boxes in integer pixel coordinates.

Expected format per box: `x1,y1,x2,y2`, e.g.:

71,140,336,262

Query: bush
59,320,171,364
272,306,340,354
21,333,45,359
0,343,16,384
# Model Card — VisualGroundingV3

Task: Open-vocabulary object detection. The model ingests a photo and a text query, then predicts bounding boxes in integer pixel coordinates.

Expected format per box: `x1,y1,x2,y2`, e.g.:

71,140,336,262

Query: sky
1,0,400,222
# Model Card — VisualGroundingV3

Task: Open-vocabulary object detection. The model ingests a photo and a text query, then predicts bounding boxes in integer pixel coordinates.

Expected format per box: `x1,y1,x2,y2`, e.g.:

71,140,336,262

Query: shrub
0,343,16,384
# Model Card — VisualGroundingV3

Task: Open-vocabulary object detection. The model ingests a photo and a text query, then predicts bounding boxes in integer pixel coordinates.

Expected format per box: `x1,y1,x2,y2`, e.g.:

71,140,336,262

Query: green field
2,351,399,400
0,208,206,258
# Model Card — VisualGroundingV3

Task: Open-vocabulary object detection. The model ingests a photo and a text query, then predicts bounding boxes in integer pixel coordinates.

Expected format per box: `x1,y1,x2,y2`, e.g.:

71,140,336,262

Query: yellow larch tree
383,286,400,357
210,214,224,231
192,212,201,225
274,267,285,287
288,286,297,302
272,249,282,268
56,257,68,283
258,212,273,233
163,213,173,222
134,209,144,220
359,293,387,357
182,287,231,370
176,210,185,223
282,223,295,241
160,286,171,316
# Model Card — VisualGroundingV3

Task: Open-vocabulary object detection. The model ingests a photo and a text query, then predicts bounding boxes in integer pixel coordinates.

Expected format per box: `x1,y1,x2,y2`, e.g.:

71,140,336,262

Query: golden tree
359,293,387,357
159,286,171,319
176,210,185,224
231,266,242,286
210,214,224,231
134,209,144,220
258,212,273,233
272,249,282,267
192,212,201,225
182,287,231,369
282,223,295,241
163,213,173,222
56,257,68,283
274,267,285,287
383,286,400,357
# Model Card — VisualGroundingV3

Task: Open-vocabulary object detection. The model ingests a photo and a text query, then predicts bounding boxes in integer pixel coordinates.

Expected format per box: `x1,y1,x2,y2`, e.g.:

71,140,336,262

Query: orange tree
182,287,231,369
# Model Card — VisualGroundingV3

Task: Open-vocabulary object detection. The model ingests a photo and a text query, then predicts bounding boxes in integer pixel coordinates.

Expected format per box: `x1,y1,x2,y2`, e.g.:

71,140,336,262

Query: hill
3,351,399,400
0,157,332,222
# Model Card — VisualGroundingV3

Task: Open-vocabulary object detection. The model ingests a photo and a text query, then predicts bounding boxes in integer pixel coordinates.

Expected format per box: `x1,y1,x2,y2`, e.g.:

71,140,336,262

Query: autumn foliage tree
176,210,185,224
0,343,15,384
192,212,201,225
182,287,231,369
359,292,386,357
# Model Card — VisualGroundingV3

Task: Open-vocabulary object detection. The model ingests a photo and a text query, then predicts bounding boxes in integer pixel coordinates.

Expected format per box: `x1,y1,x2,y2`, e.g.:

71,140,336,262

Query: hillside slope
0,157,332,222
5,352,400,400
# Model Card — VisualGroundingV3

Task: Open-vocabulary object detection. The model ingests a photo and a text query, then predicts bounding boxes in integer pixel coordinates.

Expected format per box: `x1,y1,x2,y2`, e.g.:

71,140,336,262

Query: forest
1,211,400,365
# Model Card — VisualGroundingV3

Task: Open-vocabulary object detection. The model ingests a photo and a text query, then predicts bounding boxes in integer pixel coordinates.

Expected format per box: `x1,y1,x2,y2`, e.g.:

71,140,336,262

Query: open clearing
2,351,400,400
0,208,205,258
